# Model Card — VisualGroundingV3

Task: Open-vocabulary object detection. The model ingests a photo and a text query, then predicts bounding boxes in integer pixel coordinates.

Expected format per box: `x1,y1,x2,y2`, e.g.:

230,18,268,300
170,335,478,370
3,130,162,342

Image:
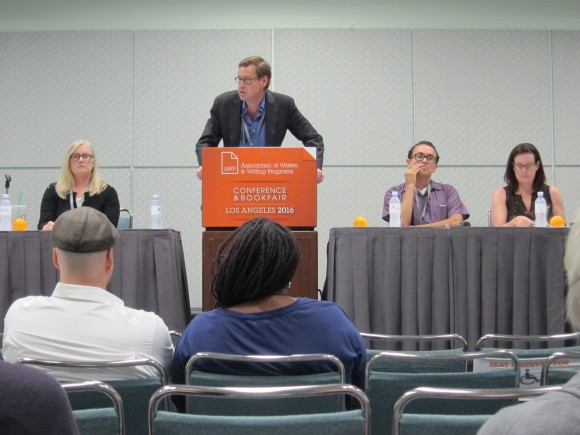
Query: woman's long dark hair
211,218,299,308
504,143,546,193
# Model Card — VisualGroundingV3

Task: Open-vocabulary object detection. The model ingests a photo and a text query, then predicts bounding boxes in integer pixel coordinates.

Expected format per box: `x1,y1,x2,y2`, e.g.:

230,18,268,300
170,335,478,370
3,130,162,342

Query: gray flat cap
53,207,119,253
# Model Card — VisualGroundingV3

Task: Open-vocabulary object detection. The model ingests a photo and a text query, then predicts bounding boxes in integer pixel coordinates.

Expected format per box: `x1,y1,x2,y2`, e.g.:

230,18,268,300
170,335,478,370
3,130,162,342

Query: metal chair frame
540,350,580,385
62,380,125,435
148,383,371,435
360,332,468,351
392,385,563,435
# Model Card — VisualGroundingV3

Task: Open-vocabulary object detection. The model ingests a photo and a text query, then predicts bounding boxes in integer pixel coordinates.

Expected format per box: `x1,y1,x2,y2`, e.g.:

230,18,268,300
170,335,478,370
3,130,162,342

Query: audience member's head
52,207,119,286
503,142,546,193
211,218,299,308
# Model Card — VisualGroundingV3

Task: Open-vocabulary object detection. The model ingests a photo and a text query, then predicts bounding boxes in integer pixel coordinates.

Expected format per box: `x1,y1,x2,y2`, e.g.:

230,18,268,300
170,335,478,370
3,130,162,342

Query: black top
0,361,79,434
504,184,552,222
38,183,120,230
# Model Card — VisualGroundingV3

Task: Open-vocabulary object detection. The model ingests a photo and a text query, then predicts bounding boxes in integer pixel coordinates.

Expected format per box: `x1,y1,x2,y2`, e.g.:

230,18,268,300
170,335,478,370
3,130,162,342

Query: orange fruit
549,215,565,227
353,216,368,227
12,217,28,231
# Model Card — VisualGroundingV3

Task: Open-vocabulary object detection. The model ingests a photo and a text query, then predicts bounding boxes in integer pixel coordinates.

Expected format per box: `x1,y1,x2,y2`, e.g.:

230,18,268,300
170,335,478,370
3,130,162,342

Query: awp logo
221,152,239,175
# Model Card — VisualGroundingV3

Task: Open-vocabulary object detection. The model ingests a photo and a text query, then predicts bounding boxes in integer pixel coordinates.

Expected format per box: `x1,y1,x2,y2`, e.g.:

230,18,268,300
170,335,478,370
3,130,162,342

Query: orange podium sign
202,147,317,228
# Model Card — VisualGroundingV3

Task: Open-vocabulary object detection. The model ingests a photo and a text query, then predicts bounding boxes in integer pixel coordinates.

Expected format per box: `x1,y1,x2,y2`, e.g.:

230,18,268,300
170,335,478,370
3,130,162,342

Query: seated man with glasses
195,55,325,183
382,141,469,227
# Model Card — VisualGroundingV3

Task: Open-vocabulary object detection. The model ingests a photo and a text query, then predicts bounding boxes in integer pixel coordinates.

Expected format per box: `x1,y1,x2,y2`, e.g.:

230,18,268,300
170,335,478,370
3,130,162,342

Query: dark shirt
195,90,324,169
504,185,552,222
0,361,79,435
38,183,120,229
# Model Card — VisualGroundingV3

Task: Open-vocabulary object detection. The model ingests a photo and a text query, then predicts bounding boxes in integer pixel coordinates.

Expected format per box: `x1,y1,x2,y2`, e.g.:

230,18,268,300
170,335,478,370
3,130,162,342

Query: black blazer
37,183,120,230
195,90,324,168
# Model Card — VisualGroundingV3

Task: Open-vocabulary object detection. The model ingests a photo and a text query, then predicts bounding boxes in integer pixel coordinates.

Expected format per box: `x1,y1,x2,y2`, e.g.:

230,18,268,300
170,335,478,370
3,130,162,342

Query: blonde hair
55,140,108,199
565,217,580,330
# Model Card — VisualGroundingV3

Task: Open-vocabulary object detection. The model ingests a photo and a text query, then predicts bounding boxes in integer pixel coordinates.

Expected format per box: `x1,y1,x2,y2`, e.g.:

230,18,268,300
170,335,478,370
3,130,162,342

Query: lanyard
414,184,431,225
69,190,85,209
241,110,266,147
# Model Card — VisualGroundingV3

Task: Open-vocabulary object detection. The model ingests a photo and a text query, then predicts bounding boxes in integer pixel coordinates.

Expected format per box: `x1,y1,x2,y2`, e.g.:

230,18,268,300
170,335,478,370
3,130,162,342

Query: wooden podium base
202,230,318,311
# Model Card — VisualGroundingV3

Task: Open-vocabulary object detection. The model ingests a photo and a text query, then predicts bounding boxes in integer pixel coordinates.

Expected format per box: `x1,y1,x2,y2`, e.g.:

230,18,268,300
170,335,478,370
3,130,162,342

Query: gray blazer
195,90,324,168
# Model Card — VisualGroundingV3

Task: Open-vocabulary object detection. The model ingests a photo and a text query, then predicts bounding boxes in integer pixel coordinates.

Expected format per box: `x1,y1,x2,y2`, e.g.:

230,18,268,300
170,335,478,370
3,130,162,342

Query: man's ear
105,247,114,269
52,248,60,270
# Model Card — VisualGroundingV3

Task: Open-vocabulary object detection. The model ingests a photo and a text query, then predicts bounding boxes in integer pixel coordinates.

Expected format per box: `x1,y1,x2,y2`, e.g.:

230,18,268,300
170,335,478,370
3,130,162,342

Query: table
325,227,568,350
0,229,191,333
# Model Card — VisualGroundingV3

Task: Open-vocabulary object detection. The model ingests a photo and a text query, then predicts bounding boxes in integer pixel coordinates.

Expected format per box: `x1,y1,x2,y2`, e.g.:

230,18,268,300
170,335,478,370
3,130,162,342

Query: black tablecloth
0,229,191,333
326,227,568,350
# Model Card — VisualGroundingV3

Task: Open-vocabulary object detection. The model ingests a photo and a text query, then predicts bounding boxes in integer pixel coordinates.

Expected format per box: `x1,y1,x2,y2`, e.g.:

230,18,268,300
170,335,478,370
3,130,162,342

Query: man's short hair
53,207,119,253
407,140,440,163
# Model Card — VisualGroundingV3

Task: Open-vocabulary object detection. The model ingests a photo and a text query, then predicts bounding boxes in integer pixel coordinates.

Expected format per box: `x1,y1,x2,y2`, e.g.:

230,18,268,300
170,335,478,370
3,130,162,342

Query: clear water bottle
534,191,547,228
0,194,11,231
150,194,163,229
389,191,401,228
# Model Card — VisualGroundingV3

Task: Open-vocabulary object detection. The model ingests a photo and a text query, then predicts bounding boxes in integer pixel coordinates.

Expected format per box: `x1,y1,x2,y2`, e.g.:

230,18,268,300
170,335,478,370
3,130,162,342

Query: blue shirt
239,98,266,147
171,298,367,389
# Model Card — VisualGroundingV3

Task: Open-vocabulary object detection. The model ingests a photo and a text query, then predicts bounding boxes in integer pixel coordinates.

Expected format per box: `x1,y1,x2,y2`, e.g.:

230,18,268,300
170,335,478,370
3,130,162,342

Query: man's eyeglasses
412,153,437,163
70,154,93,161
513,162,537,171
235,76,259,85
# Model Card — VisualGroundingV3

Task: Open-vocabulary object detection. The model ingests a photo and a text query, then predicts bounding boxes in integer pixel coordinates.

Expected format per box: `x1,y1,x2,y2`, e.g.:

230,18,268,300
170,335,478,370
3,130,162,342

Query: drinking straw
17,191,22,217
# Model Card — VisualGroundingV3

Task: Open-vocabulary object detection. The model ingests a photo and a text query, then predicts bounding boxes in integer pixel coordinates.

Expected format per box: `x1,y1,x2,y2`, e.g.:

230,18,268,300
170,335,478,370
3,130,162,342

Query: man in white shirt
2,207,173,382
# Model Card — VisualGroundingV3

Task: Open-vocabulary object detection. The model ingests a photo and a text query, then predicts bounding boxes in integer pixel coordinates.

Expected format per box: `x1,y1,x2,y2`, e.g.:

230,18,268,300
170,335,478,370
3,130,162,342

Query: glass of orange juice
11,205,28,231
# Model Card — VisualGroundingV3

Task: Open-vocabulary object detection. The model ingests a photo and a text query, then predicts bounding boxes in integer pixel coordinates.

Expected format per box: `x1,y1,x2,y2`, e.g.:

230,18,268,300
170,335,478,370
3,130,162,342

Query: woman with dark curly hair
491,143,565,227
171,218,366,389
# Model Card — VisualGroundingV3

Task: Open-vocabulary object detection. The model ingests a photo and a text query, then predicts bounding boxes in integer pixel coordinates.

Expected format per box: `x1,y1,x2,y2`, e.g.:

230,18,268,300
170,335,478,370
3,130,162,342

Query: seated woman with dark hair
491,142,565,227
171,218,366,389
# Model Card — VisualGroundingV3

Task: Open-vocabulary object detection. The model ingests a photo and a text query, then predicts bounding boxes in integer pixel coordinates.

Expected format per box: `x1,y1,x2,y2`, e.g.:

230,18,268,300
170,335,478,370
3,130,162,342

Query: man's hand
196,166,203,180
405,162,421,187
317,168,324,184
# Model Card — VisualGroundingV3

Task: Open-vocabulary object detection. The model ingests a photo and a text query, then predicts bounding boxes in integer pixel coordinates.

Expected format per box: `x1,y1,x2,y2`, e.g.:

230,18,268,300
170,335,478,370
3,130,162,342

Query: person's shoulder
387,182,406,192
43,183,57,193
6,295,48,313
295,298,348,316
102,184,118,195
215,90,240,102
266,90,293,104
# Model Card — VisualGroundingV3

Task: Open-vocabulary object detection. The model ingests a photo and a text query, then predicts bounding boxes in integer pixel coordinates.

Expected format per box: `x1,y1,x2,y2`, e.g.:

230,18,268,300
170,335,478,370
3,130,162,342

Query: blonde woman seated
38,140,120,230
491,143,565,227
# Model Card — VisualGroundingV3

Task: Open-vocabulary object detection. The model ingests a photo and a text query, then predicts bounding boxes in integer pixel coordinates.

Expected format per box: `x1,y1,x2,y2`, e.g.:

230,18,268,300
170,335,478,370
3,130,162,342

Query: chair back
118,208,133,230
365,350,520,434
393,385,562,435
185,352,345,415
148,384,370,435
476,332,580,352
541,350,580,385
18,357,167,435
476,333,580,387
62,381,125,435
361,332,468,352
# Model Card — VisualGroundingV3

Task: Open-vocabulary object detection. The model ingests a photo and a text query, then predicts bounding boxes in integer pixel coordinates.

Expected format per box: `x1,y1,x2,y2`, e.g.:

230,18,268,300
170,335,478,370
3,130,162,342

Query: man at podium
195,55,325,183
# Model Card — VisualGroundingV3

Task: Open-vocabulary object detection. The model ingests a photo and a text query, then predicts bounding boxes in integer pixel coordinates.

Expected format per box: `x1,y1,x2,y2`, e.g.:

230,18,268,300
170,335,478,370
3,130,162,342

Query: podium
201,147,319,311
